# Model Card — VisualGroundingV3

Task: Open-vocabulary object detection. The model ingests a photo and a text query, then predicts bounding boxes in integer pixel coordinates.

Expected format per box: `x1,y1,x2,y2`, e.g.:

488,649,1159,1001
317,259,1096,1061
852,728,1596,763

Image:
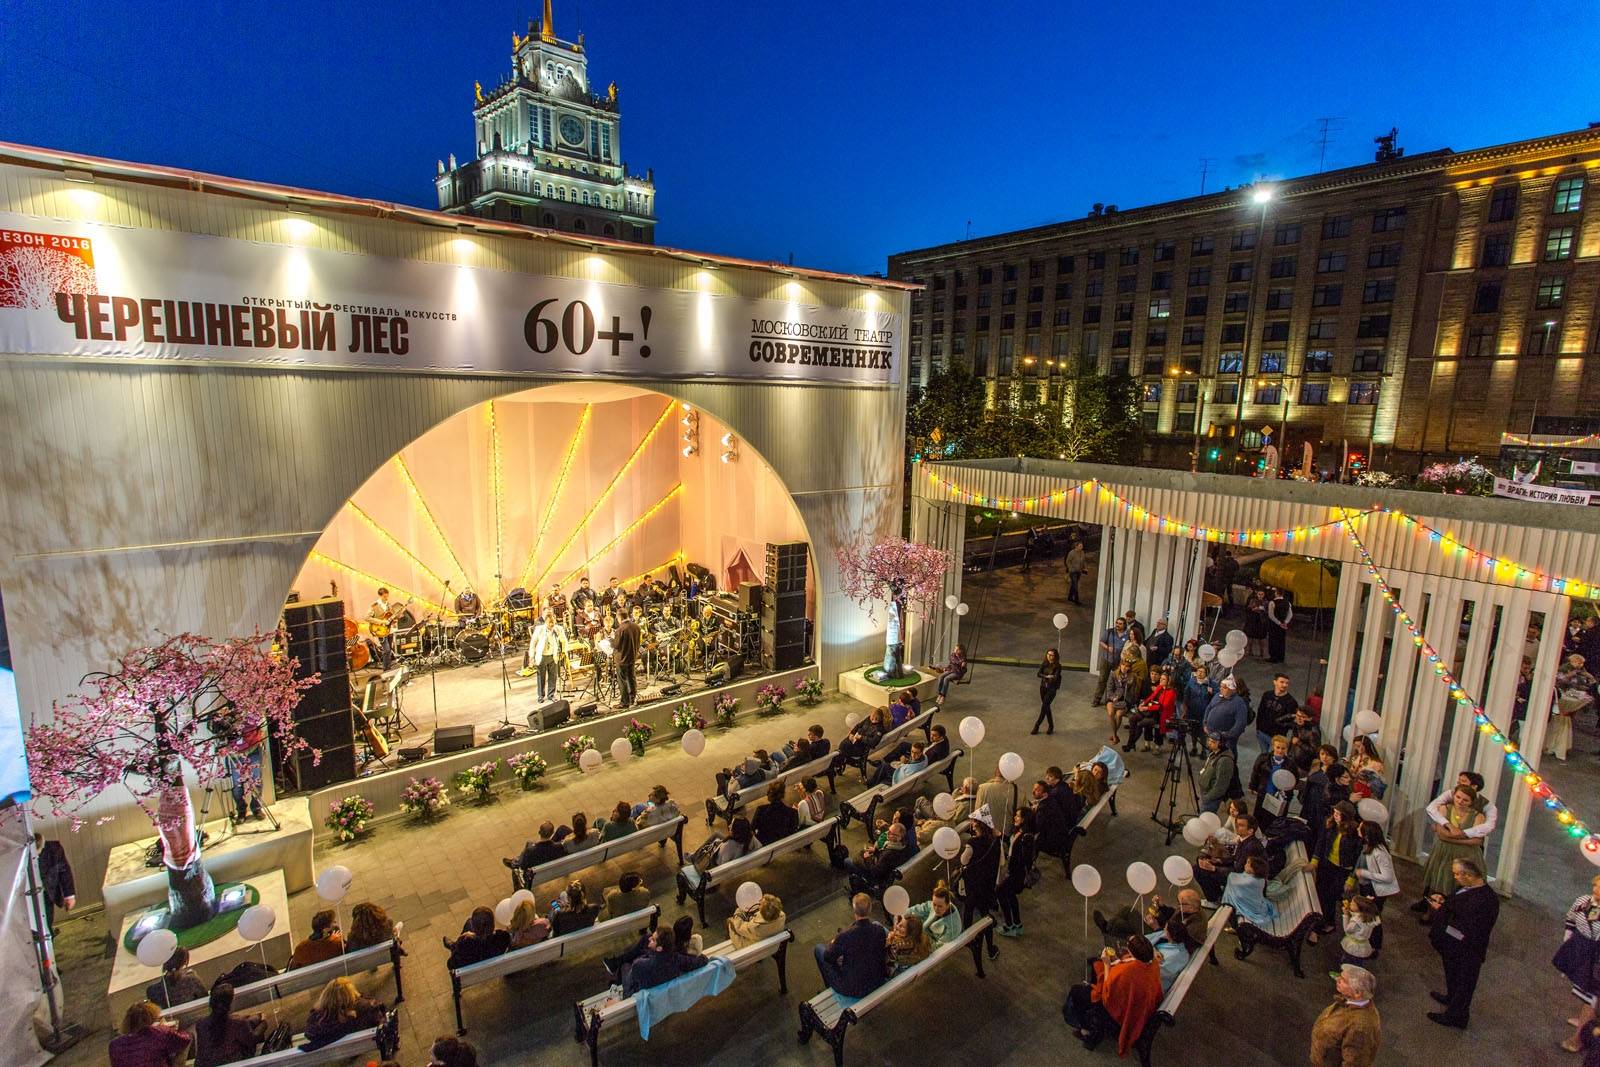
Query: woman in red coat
1062,936,1164,1055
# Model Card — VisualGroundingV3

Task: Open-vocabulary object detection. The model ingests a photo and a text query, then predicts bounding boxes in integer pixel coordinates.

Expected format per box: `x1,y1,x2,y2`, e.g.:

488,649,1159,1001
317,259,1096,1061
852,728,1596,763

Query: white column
1440,583,1506,787
1495,589,1569,892
1393,578,1462,857
1349,571,1392,731
1089,525,1115,678
1320,566,1362,741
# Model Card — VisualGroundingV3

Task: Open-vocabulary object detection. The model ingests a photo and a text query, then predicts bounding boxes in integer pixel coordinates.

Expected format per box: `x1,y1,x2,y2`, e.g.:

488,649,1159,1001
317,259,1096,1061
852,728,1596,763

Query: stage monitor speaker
295,745,355,790
737,581,764,614
398,745,430,762
528,699,570,732
764,542,808,596
434,724,476,754
708,654,744,686
575,701,599,719
488,725,517,742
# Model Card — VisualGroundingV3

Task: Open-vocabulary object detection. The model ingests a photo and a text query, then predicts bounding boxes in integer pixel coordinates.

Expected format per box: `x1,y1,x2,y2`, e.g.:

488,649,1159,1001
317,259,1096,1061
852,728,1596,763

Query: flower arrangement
624,718,654,756
795,676,824,705
507,751,548,790
453,760,498,802
754,683,787,715
1416,457,1494,496
562,733,598,767
714,694,739,728
399,776,448,820
670,702,706,733
324,795,375,842
1353,469,1401,489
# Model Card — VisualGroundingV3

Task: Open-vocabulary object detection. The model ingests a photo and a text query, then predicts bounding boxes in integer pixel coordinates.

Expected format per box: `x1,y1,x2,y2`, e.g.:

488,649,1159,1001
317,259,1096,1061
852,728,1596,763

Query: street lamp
1230,184,1275,473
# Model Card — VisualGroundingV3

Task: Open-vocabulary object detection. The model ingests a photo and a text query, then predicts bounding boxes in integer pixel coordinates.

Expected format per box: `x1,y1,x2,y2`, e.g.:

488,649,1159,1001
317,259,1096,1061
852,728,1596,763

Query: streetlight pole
1229,186,1274,473
1191,384,1208,472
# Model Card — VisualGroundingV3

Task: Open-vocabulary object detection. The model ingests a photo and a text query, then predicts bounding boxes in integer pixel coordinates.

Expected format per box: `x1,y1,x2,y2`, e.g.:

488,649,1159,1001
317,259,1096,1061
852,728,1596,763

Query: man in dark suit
613,610,641,708
1426,857,1499,1029
814,893,889,997
503,820,566,875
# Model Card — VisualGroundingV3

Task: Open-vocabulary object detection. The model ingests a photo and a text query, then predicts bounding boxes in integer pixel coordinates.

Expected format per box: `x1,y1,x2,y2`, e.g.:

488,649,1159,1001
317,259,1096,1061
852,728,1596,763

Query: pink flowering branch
835,537,952,622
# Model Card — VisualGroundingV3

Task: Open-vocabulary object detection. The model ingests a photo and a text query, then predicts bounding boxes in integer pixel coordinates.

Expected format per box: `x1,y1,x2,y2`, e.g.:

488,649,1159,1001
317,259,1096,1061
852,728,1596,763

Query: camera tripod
1150,726,1202,845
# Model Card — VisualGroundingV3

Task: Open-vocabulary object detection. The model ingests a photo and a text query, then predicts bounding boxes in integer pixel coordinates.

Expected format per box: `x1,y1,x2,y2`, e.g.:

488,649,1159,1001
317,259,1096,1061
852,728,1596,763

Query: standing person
1309,803,1362,944
1248,735,1294,828
612,610,640,708
1204,676,1250,756
367,586,396,668
933,644,967,704
1353,821,1400,918
1256,674,1299,758
527,610,569,703
813,893,888,998
1244,591,1270,659
1557,875,1600,1053
1426,858,1500,1029
1066,539,1087,605
1146,618,1175,670
1267,588,1293,664
1034,648,1062,735
1092,617,1129,706
1309,965,1382,1067
996,808,1038,938
960,817,1003,961
1102,660,1135,745
1418,785,1487,904
1197,733,1237,816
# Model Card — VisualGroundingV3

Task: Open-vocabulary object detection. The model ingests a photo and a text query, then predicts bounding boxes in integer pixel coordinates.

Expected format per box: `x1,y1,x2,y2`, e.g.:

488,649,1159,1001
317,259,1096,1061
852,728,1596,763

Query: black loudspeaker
709,654,744,686
283,597,355,789
738,581,764,614
295,746,356,790
488,725,517,742
760,548,809,670
528,699,570,732
764,542,807,596
575,701,599,719
434,724,476,753
398,745,430,763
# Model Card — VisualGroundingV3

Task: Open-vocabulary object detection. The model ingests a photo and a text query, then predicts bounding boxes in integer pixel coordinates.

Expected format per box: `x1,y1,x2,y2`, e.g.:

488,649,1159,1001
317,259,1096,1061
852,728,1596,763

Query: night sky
3,1,1596,276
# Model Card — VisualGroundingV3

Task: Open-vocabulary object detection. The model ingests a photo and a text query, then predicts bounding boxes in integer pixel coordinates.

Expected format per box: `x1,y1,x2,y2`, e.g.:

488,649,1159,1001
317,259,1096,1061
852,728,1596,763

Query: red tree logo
0,230,97,309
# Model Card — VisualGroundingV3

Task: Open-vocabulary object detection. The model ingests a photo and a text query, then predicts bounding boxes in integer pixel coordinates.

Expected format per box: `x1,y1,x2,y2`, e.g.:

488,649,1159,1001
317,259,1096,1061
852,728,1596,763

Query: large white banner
1492,476,1597,506
0,211,900,385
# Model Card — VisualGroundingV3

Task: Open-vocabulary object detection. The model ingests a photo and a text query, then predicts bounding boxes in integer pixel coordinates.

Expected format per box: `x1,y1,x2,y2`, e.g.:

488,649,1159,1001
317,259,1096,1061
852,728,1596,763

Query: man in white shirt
367,587,395,667
1425,770,1498,840
527,610,569,702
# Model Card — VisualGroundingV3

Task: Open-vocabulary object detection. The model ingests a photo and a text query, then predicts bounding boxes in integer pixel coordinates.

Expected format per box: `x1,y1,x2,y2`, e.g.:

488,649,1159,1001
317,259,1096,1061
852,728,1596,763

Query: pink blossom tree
24,633,313,930
836,538,951,680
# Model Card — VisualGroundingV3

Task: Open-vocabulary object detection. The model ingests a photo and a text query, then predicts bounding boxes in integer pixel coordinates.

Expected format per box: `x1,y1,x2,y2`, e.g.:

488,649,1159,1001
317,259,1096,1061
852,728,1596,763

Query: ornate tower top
541,0,556,43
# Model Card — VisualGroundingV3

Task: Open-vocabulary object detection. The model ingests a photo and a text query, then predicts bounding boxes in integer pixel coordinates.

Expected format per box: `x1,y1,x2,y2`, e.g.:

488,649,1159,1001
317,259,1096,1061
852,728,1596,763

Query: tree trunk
881,591,906,677
156,785,216,929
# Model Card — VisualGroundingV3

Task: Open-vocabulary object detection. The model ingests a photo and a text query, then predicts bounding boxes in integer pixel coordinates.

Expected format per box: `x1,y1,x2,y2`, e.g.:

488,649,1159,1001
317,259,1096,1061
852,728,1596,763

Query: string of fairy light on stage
923,469,1600,600
1335,507,1600,866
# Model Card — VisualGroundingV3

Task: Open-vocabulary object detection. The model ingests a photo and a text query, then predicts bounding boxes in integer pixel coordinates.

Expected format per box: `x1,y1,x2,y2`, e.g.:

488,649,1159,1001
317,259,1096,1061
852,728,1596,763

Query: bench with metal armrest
162,938,405,1028
510,815,687,894
706,751,837,827
676,817,842,925
837,749,962,831
1231,840,1320,978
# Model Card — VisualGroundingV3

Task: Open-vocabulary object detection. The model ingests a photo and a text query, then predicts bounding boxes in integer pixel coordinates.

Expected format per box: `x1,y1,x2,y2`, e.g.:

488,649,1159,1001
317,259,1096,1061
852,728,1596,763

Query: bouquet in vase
754,684,787,715
399,776,449,820
325,794,375,842
507,750,548,790
713,694,739,728
624,718,654,756
795,676,824,705
563,733,598,767
453,760,498,802
670,702,706,732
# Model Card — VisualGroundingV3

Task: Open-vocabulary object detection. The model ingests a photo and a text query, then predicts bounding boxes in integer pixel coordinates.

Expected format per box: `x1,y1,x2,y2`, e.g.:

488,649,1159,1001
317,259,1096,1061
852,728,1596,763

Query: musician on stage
545,583,569,627
571,576,597,615
527,610,570,703
614,608,641,709
367,587,396,668
603,576,626,610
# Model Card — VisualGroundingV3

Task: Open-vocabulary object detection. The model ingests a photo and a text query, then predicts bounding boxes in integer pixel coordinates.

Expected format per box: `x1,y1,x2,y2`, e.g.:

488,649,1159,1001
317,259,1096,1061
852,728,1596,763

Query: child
1337,894,1380,970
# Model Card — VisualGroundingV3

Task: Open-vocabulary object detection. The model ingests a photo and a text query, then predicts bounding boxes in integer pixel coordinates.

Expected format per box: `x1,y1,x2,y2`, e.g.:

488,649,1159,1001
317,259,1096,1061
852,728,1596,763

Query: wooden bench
837,750,962,831
677,817,841,924
1132,904,1232,1067
162,939,405,1027
511,815,687,894
227,1009,399,1067
706,751,837,827
1038,783,1120,881
572,929,792,1066
450,904,660,1034
797,915,994,1066
837,708,938,780
1232,841,1320,977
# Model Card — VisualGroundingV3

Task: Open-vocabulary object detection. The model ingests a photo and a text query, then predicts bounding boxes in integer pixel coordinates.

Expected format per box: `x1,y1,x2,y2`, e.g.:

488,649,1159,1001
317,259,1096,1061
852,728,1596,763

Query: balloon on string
315,865,352,903
1126,861,1158,895
1198,644,1217,662
945,595,959,610
494,897,516,926
1072,864,1102,897
958,716,986,747
578,748,603,773
1357,798,1389,824
1225,630,1247,650
844,712,861,731
955,603,970,617
236,905,276,943
1342,724,1356,744
998,752,1025,782
510,889,535,909
135,927,178,968
882,885,911,917
1052,613,1070,631
1271,768,1297,791
931,792,958,820
681,729,706,757
1197,811,1222,833
1354,709,1382,735
933,826,962,859
1162,855,1194,886
1216,648,1242,668
609,737,632,762
735,881,762,910
1181,818,1210,847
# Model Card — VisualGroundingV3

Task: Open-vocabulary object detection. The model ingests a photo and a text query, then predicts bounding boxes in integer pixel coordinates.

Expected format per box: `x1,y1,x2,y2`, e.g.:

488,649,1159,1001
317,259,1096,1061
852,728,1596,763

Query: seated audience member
444,907,510,968
344,901,398,951
1032,778,1073,859
1097,886,1207,945
622,926,709,997
505,821,566,872
904,882,964,948
1146,915,1194,993
1124,668,1178,752
507,898,551,949
108,1001,190,1067
917,775,977,835
1068,764,1106,810
603,872,652,919
1062,936,1164,1054
778,737,814,770
794,777,828,826
752,780,801,844
428,1035,480,1067
193,982,264,1067
550,880,602,936
886,912,932,973
1221,855,1278,929
814,893,889,997
1043,765,1086,829
715,817,757,866
672,914,704,955
303,976,384,1050
289,909,345,969
904,686,923,717
607,915,706,987
869,740,928,787
923,723,951,763
845,821,911,894
1195,813,1264,901
599,801,635,841
727,892,787,948
803,724,831,759
145,946,207,1008
833,712,885,773
633,785,681,827
566,812,600,853
888,691,913,727
1248,735,1295,828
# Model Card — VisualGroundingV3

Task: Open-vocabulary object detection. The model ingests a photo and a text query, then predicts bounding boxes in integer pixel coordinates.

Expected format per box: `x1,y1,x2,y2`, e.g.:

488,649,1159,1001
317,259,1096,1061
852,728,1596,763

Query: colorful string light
516,403,592,591
1335,507,1600,863
1501,432,1600,448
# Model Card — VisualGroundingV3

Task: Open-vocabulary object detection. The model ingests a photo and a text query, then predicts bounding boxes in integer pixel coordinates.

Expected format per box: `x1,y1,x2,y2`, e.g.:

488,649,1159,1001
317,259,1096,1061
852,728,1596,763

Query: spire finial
541,0,555,42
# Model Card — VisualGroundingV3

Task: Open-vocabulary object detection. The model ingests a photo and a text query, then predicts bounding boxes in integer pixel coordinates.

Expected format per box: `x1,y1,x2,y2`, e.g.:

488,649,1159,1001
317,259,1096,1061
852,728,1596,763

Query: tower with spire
434,0,656,243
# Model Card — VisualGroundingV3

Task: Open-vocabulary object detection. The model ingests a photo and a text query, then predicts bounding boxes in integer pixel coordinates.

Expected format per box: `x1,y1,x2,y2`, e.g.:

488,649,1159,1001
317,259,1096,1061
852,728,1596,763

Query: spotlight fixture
720,431,739,464
680,406,700,457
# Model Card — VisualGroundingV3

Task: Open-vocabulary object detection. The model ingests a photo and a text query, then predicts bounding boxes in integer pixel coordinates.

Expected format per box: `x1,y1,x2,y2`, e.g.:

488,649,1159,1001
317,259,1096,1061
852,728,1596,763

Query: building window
1029,261,1043,279
1176,382,1200,404
1321,215,1352,239
1083,330,1100,360
1054,307,1071,326
1002,313,1015,329
1086,251,1107,270
1187,266,1212,286
1218,351,1244,374
1003,264,1018,281
998,336,1014,374
1151,271,1172,291
1362,278,1396,303
1554,176,1584,213
1149,296,1172,318
1353,348,1384,372
1259,350,1285,373
1025,332,1041,357
1215,382,1240,404
1356,315,1391,338
1535,276,1567,309
1147,324,1168,346
1528,324,1559,355
1055,282,1072,300
952,270,965,287
1348,381,1379,405
1083,305,1102,323
976,315,990,331
1308,317,1337,340
980,267,994,284
1056,255,1075,273
1300,382,1330,404
1144,383,1162,403
1270,255,1297,278
1022,310,1039,328
1366,243,1402,268
1181,324,1205,345
978,291,992,309
955,295,968,311
1262,321,1289,342
1002,289,1018,306
1224,291,1250,314
1184,295,1208,316
1231,229,1258,251
1120,247,1140,266
1221,323,1246,343
1227,262,1254,282
1463,325,1493,357
1316,250,1347,273
1154,239,1176,262
1481,233,1510,268
1085,277,1104,298
1255,383,1283,405
952,317,965,334
952,335,965,356
1113,329,1132,349
973,337,990,375
931,319,944,334
1191,235,1214,256
1546,226,1576,261
1266,288,1294,310
1371,206,1407,232
1029,285,1044,303
1312,283,1343,307
1304,349,1333,372
1117,274,1137,294
1274,223,1301,245
1052,333,1070,357
930,337,944,358
1487,185,1517,222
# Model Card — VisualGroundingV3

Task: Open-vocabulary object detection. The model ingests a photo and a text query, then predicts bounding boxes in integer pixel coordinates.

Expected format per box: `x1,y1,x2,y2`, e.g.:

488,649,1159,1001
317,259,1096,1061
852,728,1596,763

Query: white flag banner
1570,461,1600,477
0,211,901,385
1492,477,1598,506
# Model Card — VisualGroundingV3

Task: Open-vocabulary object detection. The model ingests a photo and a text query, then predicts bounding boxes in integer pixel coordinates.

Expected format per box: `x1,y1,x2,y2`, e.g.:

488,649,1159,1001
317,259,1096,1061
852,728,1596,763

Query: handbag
1263,792,1288,818
1024,865,1042,890
260,1020,293,1053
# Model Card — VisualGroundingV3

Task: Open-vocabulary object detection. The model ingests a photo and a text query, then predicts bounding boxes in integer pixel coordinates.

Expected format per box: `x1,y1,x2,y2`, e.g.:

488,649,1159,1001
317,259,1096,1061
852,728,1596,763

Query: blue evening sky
2,1,1596,276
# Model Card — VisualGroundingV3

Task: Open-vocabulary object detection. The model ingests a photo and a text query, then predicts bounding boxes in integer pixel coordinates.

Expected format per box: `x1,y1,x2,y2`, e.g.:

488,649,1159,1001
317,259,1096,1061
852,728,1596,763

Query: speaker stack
282,596,357,789
762,541,809,671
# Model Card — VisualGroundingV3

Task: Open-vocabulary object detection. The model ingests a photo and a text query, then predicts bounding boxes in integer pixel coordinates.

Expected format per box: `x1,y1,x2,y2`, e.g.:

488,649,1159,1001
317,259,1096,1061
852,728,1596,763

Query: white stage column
1319,565,1362,742
1440,583,1508,790
1493,589,1568,893
1392,577,1462,858
908,486,965,670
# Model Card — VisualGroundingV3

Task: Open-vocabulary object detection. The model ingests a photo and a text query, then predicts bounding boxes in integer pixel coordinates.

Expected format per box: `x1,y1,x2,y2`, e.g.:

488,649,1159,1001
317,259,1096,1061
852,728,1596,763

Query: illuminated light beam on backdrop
530,399,676,592
309,551,449,615
1335,507,1599,862
393,453,471,585
342,501,453,593
516,403,591,592
618,551,685,591
557,483,684,590
488,401,504,591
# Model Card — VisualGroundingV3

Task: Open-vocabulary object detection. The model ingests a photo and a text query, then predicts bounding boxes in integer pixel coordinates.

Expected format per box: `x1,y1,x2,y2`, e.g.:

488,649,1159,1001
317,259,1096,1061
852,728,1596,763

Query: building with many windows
889,125,1600,471
434,0,656,242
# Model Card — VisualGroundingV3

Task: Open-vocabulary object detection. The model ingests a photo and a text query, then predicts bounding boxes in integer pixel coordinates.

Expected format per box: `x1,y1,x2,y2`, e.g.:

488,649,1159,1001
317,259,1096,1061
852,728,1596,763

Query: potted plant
399,776,449,820
507,750,548,790
624,718,654,757
795,676,824,706
754,683,787,715
562,733,598,768
453,760,498,803
836,537,951,684
713,694,739,728
670,702,706,733
324,795,375,843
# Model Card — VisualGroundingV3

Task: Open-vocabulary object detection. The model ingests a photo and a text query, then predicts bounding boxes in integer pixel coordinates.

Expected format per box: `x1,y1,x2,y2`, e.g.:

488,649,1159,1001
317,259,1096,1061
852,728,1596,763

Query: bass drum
458,633,490,664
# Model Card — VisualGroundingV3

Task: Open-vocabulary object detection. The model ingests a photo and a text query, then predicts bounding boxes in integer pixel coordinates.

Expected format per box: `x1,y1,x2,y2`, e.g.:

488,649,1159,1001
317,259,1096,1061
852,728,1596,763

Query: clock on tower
559,115,585,147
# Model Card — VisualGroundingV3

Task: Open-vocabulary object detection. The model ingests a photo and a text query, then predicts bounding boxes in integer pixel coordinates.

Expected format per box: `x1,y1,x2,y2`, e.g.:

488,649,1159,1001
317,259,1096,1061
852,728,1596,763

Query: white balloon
1162,855,1194,887
1271,768,1297,791
958,716,985,747
844,712,861,731
578,747,603,773
931,792,957,820
1342,724,1356,744
955,603,970,617
315,865,352,903
494,897,516,926
1127,861,1158,896
609,737,632,762
998,752,1025,782
735,881,762,910
1197,810,1222,833
510,888,535,909
1198,644,1217,662
1181,818,1210,847
1052,613,1070,630
933,826,962,859
882,885,911,917
135,927,178,968
1354,709,1382,735
681,729,706,757
1216,648,1242,668
1071,864,1102,897
945,595,959,610
1357,798,1389,824
236,904,276,943
1225,630,1247,650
